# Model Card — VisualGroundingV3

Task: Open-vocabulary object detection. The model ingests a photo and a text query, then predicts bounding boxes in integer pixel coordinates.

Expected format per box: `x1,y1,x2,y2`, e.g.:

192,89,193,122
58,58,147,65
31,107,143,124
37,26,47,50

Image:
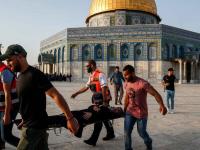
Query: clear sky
0,0,200,65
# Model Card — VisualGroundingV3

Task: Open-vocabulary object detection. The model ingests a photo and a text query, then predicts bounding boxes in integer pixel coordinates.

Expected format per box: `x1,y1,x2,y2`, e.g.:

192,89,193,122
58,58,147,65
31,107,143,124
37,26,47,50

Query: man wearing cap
0,52,20,148
162,68,176,114
71,59,115,146
0,44,79,150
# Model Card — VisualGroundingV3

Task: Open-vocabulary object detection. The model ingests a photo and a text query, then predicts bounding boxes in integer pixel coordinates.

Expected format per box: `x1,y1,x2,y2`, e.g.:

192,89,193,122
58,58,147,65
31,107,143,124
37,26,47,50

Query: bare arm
3,83,12,125
102,86,108,106
147,86,167,115
124,92,129,112
71,87,89,99
46,87,79,134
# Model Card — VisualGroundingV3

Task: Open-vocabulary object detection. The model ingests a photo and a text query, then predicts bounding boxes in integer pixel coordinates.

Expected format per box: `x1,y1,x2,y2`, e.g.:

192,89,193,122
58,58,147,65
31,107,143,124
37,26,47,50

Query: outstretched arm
147,86,167,115
46,87,79,134
71,87,89,98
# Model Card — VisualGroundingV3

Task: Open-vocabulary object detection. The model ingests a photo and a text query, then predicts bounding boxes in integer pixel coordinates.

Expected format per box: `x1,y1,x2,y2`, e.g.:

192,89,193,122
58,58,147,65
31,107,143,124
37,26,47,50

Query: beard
127,76,134,82
12,60,21,72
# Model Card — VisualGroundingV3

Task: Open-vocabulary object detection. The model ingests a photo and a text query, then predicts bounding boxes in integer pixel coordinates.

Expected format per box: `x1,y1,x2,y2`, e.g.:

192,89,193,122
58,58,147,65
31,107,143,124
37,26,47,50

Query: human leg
84,122,103,146
0,112,5,149
3,104,20,147
124,113,136,150
114,84,119,105
118,85,124,104
165,90,171,111
136,118,152,150
170,90,175,112
17,127,49,150
102,120,115,140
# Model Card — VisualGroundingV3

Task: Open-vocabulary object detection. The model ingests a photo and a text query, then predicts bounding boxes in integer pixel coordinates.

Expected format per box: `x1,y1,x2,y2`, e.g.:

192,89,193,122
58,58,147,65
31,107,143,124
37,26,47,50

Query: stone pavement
6,82,200,150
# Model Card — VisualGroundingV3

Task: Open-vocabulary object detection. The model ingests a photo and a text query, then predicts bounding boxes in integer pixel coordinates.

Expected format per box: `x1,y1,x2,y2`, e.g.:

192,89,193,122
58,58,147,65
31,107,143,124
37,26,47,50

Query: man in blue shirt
110,66,125,105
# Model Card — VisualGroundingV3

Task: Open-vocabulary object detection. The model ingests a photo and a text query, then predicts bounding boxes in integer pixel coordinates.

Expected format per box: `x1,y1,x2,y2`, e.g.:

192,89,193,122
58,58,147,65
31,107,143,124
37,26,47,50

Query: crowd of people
45,73,72,82
0,44,178,150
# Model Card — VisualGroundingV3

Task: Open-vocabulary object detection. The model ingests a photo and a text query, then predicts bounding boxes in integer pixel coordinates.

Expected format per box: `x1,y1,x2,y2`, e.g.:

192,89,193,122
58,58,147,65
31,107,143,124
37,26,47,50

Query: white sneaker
170,110,175,114
167,108,171,114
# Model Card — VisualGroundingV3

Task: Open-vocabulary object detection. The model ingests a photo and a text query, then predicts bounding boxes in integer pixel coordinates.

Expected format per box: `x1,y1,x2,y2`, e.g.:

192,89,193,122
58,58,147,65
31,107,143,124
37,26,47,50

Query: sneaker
146,144,152,150
84,139,96,146
170,110,175,114
102,134,115,141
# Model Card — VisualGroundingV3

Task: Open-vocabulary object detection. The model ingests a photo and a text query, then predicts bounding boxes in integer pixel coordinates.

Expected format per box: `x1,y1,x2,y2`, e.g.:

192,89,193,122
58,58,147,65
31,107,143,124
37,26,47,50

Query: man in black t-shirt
0,44,79,150
162,68,176,114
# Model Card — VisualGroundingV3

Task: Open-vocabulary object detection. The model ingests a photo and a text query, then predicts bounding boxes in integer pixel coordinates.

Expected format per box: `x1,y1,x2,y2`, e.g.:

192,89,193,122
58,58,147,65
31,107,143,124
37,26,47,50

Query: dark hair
123,65,135,73
115,66,119,69
88,59,96,67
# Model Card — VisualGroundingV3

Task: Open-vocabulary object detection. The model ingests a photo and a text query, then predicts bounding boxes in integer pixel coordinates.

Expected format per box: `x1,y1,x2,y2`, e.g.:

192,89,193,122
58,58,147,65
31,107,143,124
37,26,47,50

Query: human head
168,68,174,76
115,66,119,72
86,59,96,73
123,65,135,82
0,44,27,72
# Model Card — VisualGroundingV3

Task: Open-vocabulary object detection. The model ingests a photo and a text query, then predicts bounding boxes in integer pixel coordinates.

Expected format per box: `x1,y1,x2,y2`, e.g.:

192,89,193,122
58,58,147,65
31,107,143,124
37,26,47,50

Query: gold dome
86,0,158,22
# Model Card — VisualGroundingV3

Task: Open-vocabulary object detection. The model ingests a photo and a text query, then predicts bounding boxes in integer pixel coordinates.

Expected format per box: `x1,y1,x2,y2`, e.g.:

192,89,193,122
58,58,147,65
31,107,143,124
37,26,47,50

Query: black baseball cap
0,44,27,61
168,68,174,71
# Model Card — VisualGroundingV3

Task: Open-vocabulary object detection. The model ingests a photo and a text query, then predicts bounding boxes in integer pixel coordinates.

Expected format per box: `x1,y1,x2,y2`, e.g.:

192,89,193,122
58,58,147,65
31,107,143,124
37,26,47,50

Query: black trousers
88,120,114,143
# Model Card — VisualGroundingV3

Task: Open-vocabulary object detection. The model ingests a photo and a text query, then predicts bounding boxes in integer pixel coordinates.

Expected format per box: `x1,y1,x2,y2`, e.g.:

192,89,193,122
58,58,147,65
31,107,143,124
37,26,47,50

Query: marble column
183,61,187,83
190,61,195,83
178,59,183,84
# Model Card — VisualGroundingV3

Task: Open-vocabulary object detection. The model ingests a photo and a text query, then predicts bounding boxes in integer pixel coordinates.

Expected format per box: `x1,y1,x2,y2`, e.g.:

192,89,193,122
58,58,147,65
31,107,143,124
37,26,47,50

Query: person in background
110,66,125,105
123,65,167,150
0,44,79,150
0,52,20,148
162,68,176,114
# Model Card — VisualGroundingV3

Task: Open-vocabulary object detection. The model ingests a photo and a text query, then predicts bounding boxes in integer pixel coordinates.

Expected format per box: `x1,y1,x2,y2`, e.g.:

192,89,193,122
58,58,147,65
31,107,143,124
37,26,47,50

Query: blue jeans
0,104,20,147
165,90,175,110
124,113,152,150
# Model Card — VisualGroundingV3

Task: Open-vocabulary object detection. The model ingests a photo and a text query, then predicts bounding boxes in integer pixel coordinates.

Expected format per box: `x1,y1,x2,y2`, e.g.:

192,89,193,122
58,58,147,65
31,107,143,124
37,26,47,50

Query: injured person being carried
15,104,124,138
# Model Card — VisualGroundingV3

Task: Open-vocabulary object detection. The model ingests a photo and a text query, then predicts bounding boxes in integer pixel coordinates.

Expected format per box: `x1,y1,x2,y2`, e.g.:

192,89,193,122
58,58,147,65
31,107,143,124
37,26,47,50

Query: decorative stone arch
107,44,117,61
134,43,143,61
54,49,57,63
62,46,65,62
94,44,103,60
70,45,79,61
82,44,91,61
120,43,129,60
50,50,52,54
58,48,61,63
163,43,169,60
148,42,157,60
172,44,178,58
179,46,184,58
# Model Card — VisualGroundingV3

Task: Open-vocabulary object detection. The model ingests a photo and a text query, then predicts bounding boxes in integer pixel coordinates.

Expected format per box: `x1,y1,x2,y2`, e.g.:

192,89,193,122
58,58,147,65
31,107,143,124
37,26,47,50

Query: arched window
163,44,169,60
58,48,61,63
121,44,129,60
62,46,65,62
108,44,116,61
148,43,157,60
70,45,79,61
54,49,57,63
172,45,178,58
134,43,143,60
82,44,91,61
179,46,184,58
94,44,103,60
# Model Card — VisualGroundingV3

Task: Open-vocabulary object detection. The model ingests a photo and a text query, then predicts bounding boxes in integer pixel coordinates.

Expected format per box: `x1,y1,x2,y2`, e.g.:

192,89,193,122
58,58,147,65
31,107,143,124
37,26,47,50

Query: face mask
87,67,92,73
